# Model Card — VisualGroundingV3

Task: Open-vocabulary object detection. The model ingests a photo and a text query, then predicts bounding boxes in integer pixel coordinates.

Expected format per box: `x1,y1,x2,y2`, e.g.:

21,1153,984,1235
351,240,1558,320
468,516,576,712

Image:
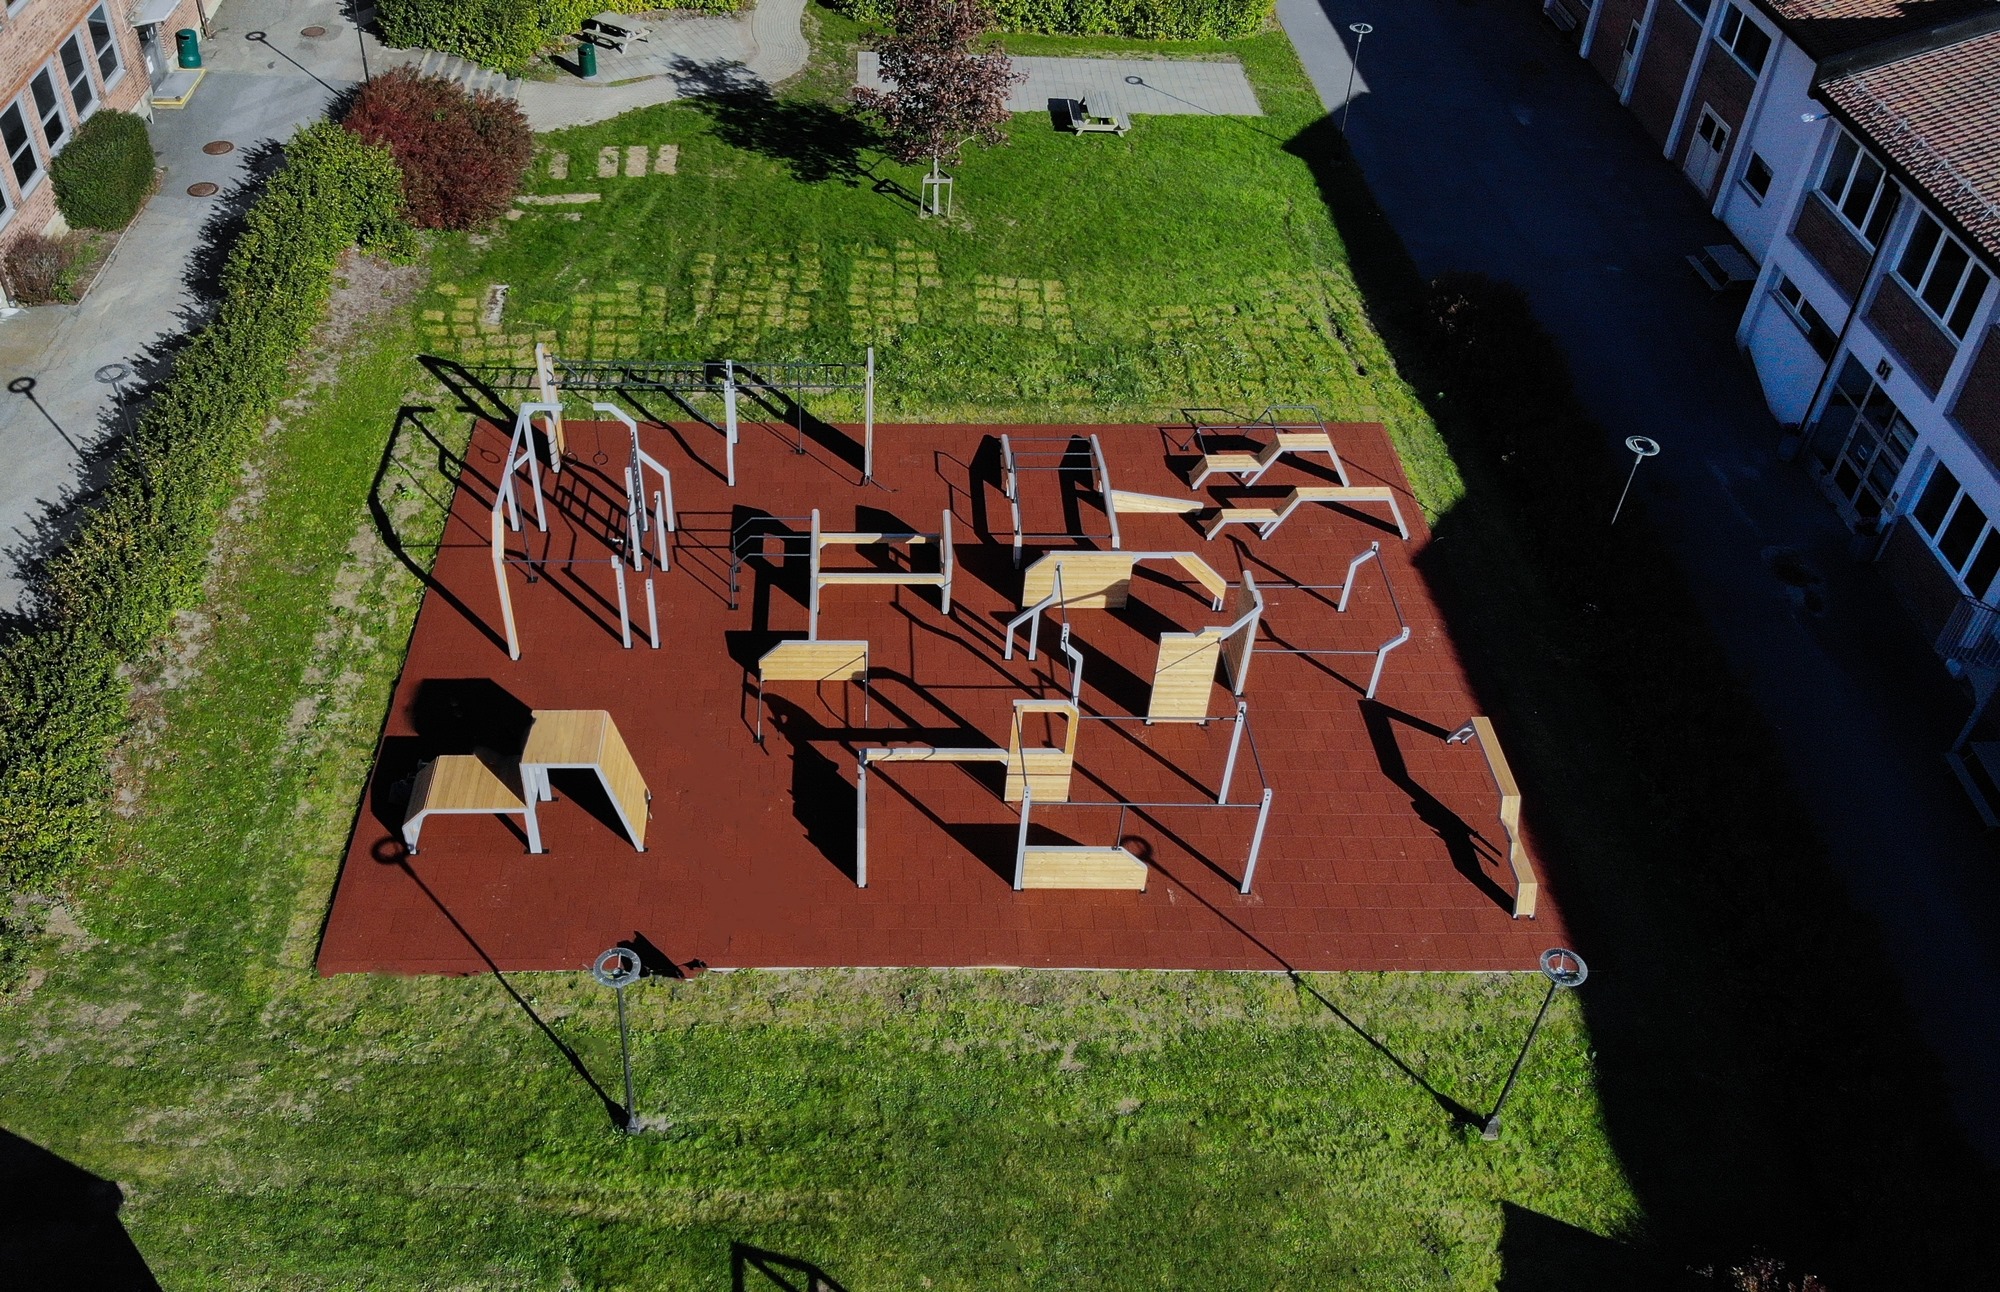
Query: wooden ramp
521,710,651,851
402,754,539,854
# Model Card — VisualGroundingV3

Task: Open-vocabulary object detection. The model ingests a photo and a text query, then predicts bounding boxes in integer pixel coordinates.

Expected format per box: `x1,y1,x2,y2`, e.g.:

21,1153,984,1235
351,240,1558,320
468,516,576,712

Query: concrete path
858,51,1263,116
1278,0,2000,1161
0,0,812,610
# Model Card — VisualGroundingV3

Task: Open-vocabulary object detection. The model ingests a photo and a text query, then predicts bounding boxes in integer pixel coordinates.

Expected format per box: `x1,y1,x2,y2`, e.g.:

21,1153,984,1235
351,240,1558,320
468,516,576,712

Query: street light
95,362,132,443
1611,435,1661,525
591,946,644,1133
1481,947,1588,1141
1341,23,1374,135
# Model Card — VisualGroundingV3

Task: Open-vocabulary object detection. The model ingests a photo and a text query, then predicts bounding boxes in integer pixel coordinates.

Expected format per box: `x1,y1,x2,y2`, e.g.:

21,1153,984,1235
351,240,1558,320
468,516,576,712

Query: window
0,101,41,193
1913,461,2000,598
1817,129,1896,247
1742,152,1773,201
1715,4,1772,74
60,35,97,120
1896,211,1992,341
1679,0,1712,20
29,68,67,155
1775,276,1837,358
87,5,123,85
1810,356,1915,525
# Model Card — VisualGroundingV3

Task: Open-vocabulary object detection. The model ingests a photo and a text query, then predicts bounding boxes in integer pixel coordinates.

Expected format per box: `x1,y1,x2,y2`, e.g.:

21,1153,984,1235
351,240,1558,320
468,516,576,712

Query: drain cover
187,182,219,197
201,140,234,155
300,24,326,36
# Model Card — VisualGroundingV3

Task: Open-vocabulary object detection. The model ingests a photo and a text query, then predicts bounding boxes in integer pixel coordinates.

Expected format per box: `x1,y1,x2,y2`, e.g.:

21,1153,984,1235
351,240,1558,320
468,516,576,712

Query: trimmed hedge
831,0,1271,39
0,122,403,890
50,110,154,231
376,0,736,74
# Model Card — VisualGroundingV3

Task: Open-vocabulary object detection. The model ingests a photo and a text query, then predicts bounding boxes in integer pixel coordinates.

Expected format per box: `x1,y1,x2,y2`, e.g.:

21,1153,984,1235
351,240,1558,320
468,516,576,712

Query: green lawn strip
0,33,1660,1291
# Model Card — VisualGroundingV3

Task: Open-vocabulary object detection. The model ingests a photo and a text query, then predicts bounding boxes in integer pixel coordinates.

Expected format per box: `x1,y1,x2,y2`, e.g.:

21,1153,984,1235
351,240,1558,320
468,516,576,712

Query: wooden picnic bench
1060,97,1131,136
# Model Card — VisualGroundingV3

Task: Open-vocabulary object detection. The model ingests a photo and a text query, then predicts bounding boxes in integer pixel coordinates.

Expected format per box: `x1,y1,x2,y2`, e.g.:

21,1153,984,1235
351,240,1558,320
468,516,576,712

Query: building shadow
731,1242,850,1292
1360,700,1513,913
0,1127,161,1290
1496,1202,1690,1291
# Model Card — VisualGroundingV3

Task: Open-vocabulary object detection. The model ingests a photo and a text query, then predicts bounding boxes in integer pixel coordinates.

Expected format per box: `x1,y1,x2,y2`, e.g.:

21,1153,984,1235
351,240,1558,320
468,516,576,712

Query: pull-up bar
998,433,1119,566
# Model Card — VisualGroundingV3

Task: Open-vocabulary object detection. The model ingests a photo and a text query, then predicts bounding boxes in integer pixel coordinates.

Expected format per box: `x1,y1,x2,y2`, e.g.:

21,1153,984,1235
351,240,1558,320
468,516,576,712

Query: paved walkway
1279,0,2000,1161
0,0,809,611
858,52,1262,115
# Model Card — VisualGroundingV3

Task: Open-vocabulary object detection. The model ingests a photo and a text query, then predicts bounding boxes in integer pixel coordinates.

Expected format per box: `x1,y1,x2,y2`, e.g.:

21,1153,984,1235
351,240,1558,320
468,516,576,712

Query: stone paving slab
858,52,1263,116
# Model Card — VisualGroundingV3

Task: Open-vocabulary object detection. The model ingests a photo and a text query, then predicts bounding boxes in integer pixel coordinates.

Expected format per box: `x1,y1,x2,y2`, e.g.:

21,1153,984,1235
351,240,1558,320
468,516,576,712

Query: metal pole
855,760,869,888
615,560,632,649
591,948,644,1133
1483,949,1588,1140
1013,788,1032,890
1612,436,1661,525
1341,23,1373,135
724,361,738,486
645,577,660,649
615,982,636,1129
864,346,876,482
1219,700,1247,804
1240,787,1274,894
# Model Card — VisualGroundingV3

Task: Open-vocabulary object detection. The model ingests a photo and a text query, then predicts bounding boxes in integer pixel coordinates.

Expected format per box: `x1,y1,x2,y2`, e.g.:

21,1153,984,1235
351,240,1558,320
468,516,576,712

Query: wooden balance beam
1201,486,1410,542
1448,716,1539,919
401,754,540,854
1018,845,1147,890
519,709,651,851
1019,550,1229,612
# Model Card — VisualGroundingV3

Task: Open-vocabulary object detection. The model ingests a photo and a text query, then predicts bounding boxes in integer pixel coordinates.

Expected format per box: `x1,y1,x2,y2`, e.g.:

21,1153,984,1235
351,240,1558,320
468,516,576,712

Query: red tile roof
1758,0,1995,59
1820,28,2000,261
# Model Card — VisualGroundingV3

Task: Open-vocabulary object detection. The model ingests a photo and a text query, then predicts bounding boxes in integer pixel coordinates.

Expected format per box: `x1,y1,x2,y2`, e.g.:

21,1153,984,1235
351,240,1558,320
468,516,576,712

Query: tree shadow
0,1128,160,1289
674,59,878,185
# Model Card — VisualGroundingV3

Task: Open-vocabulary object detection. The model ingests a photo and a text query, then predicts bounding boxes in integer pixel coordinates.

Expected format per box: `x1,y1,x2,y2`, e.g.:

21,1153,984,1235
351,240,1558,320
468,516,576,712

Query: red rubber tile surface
316,420,1566,975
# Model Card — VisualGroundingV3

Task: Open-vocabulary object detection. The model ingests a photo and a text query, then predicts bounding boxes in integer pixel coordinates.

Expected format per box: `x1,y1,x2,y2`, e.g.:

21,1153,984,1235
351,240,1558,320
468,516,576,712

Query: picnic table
1059,96,1131,136
1687,242,1759,293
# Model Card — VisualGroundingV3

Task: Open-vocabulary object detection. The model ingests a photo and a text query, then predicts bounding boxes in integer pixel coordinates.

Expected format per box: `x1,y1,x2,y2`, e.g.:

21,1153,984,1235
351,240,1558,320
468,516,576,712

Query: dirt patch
315,251,427,388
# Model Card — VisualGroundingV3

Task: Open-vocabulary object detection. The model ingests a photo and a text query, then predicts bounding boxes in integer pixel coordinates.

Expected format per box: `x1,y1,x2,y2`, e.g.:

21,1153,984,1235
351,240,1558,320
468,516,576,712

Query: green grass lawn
1,15,1989,1290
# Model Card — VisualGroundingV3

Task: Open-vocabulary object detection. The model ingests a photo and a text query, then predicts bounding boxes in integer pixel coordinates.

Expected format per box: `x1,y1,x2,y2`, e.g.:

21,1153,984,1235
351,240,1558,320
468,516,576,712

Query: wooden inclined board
760,639,868,684
522,709,651,850
1147,630,1224,722
1020,846,1148,890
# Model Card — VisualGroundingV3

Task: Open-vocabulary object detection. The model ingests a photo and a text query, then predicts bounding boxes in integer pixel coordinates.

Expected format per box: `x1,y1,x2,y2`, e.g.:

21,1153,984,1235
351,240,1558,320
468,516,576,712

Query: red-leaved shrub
341,68,531,230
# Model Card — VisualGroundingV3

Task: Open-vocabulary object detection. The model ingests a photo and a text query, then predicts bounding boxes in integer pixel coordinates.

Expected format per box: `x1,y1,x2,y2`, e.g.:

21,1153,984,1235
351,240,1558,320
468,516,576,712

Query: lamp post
1482,947,1588,1141
1612,435,1661,525
591,946,644,1133
1341,23,1374,135
95,362,132,443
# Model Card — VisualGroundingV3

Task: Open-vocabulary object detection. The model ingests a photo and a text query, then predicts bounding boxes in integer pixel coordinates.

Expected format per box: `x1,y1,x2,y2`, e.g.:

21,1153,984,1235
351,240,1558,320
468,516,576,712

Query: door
1685,105,1731,195
138,25,165,88
1809,359,1915,528
1614,20,1641,96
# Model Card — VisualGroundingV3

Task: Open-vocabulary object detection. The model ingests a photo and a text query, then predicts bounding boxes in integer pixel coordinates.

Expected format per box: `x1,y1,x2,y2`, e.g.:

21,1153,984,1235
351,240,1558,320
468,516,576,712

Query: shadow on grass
732,1242,849,1292
1282,111,1998,1283
672,58,878,186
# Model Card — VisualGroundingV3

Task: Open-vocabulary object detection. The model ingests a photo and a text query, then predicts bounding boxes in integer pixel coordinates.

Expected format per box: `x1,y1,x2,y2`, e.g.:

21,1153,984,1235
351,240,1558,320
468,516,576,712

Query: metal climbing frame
546,348,876,486
1252,542,1411,700
998,432,1120,567
1002,565,1085,706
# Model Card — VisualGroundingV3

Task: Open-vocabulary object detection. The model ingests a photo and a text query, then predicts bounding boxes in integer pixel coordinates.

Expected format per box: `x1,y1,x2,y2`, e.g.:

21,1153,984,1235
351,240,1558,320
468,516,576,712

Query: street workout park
317,352,1560,975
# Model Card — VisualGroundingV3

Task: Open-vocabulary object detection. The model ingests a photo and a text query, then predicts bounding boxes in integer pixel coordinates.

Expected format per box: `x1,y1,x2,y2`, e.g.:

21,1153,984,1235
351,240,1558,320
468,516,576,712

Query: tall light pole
1482,948,1588,1141
1612,435,1661,525
592,946,643,1133
1341,22,1374,135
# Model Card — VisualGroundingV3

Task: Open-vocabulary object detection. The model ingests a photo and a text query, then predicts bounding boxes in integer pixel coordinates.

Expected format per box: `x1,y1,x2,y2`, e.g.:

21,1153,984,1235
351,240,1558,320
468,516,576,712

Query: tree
852,0,1024,216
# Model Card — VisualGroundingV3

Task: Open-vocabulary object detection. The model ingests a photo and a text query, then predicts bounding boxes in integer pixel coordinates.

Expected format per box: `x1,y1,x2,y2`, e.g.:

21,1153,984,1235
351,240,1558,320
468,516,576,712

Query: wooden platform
316,420,1566,975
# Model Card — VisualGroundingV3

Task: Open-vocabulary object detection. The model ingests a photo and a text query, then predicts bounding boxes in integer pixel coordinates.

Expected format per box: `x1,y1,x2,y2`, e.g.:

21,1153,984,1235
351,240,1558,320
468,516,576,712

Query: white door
1614,21,1641,96
1685,105,1730,194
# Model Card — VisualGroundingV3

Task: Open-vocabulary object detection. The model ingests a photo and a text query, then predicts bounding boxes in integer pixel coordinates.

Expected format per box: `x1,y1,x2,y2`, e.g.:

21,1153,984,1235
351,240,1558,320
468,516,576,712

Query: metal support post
855,760,869,888
864,346,876,482
1012,788,1033,891
614,561,632,649
645,577,660,649
1219,701,1247,804
724,361,739,487
1240,787,1274,894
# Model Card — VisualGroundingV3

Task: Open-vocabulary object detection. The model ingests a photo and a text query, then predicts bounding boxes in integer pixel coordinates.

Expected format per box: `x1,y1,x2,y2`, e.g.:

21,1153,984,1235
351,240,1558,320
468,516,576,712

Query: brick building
0,0,208,270
1545,0,2000,800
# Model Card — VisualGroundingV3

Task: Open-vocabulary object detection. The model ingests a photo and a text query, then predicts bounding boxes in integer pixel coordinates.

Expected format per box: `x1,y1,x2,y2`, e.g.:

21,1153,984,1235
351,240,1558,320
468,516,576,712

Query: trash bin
175,27,201,68
576,39,597,78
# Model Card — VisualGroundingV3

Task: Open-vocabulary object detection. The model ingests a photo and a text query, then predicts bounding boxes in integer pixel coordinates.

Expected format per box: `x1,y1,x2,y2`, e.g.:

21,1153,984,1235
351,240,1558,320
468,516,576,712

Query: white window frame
1740,151,1773,204
1816,128,1896,248
0,98,44,198
60,31,100,122
28,63,71,157
1896,210,1993,342
1678,0,1712,21
1714,3,1772,75
1911,459,2000,599
1774,275,1836,357
87,4,125,90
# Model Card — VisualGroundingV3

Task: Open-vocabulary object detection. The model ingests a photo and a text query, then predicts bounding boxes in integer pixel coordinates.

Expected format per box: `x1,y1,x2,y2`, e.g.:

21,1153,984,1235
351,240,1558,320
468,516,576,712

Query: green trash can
576,39,597,78
175,28,200,68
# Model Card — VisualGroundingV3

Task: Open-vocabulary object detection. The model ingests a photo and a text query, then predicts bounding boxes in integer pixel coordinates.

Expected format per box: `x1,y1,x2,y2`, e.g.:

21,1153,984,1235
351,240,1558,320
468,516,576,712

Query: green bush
830,0,1270,39
49,110,153,231
376,0,736,74
0,122,402,890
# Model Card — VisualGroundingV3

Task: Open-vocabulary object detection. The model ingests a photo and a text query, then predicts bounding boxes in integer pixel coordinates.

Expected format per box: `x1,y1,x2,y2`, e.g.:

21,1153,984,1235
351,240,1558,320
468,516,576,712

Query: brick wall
1952,327,2000,466
1791,194,1875,301
1628,2,1701,145
1867,275,1959,397
0,0,149,257
1879,517,1966,643
1678,39,1755,198
1585,0,1649,87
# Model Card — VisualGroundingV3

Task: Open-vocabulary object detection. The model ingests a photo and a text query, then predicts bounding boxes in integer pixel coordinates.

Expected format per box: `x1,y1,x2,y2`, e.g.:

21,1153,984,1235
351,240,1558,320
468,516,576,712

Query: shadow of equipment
732,1241,850,1292
0,1127,161,1290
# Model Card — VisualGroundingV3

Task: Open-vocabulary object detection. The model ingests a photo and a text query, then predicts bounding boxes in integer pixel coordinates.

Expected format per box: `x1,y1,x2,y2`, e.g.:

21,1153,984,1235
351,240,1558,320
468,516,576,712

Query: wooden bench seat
1019,846,1148,890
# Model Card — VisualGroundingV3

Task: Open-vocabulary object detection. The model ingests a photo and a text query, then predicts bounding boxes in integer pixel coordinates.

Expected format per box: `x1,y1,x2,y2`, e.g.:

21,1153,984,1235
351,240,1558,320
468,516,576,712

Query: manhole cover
201,140,234,155
186,182,219,197
300,24,326,36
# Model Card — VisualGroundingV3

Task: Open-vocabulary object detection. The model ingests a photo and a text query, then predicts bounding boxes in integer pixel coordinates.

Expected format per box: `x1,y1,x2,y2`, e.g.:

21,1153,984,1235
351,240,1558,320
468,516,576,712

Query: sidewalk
1278,0,2000,1160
